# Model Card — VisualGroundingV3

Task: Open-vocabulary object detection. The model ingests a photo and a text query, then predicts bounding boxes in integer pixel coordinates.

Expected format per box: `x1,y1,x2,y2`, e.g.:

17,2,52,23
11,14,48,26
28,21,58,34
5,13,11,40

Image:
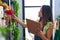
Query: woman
34,5,53,40
7,5,53,40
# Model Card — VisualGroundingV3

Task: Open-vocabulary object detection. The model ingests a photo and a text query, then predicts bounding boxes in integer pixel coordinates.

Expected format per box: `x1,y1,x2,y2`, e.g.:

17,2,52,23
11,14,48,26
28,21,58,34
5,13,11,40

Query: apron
54,30,60,40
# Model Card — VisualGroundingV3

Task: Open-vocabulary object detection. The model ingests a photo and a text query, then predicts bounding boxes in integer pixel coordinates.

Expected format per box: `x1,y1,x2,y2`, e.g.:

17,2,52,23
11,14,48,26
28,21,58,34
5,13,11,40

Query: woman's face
38,8,43,17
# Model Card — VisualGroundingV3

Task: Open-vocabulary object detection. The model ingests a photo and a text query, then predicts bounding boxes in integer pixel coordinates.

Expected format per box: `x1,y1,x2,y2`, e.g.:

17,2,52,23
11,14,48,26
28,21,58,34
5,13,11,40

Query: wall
52,0,60,40
53,0,60,20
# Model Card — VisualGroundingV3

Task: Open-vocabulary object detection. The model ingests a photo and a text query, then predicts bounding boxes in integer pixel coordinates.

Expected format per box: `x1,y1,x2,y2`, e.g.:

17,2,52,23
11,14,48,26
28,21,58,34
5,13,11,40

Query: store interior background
0,0,60,40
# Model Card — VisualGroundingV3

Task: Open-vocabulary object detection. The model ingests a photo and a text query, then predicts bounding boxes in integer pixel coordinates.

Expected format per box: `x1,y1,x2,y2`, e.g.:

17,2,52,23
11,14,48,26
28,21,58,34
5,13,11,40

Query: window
25,7,41,21
24,0,50,6
24,0,50,40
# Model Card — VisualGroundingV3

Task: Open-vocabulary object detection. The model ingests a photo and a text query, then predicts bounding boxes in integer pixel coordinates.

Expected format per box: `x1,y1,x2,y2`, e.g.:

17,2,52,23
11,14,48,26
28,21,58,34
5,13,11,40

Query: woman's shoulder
45,22,53,30
47,22,53,27
43,22,53,35
47,22,53,25
44,22,53,27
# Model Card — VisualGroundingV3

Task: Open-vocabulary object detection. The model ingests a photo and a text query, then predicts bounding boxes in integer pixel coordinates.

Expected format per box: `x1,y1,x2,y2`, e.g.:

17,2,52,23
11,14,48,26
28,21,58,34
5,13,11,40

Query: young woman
6,5,53,40
34,5,53,40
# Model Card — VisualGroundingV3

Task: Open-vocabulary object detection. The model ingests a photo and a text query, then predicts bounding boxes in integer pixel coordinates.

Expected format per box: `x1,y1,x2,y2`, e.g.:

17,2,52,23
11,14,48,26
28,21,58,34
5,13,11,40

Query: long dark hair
39,5,53,25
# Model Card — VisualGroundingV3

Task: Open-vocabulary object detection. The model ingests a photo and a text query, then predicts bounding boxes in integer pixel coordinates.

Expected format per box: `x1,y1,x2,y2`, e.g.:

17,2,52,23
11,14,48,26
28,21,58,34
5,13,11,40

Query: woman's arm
46,24,53,40
13,15,27,28
38,31,48,40
37,24,53,40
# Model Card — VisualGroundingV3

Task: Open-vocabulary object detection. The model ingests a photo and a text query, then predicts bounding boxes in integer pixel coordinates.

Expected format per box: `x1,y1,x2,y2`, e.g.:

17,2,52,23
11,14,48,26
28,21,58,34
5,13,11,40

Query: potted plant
56,14,60,29
54,14,60,40
11,0,20,40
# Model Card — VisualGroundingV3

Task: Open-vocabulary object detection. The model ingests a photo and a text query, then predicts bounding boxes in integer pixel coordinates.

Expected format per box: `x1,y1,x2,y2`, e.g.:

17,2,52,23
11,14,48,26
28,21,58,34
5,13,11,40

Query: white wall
52,0,60,40
53,0,60,20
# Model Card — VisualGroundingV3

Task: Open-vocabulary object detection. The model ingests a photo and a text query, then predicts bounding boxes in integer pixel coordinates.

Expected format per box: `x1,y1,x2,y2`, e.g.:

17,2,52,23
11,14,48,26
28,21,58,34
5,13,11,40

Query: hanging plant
56,14,60,20
12,0,19,17
11,0,19,25
0,26,20,40
9,20,20,40
0,27,9,37
13,26,20,40
11,0,20,40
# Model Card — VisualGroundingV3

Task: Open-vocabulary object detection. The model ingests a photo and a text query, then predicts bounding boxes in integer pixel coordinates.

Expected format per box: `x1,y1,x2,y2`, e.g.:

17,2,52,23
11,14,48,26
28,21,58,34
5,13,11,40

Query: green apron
54,30,60,40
